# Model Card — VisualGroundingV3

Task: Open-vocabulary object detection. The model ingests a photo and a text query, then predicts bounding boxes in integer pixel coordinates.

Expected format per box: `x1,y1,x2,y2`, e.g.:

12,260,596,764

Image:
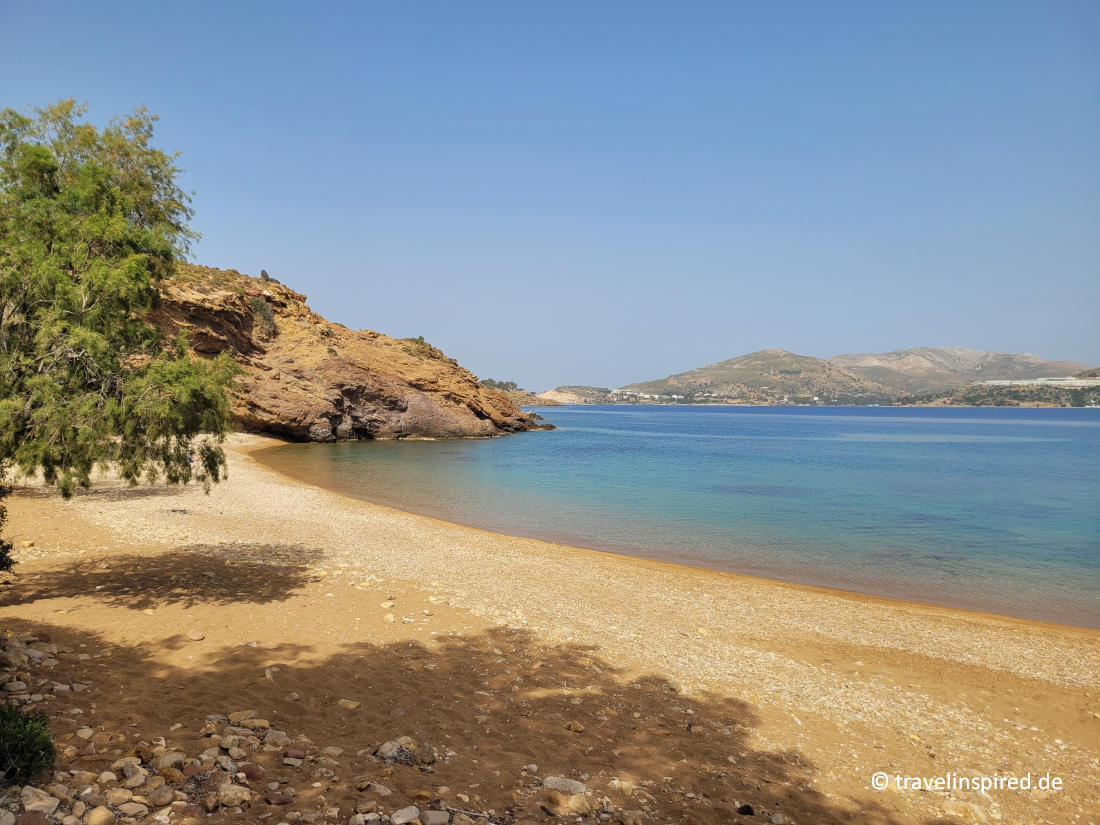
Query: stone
619,812,645,825
265,729,291,747
70,770,98,786
376,736,432,765
112,757,143,778
543,776,587,795
565,720,585,733
21,786,61,816
105,788,133,806
337,699,361,710
155,752,187,771
390,807,420,825
321,746,343,758
540,789,590,816
117,802,149,817
227,710,255,724
186,630,205,641
737,804,755,816
265,792,294,805
217,784,252,807
367,783,392,796
148,785,175,806
83,809,114,825
383,614,396,623
421,812,450,825
239,762,265,781
3,680,27,691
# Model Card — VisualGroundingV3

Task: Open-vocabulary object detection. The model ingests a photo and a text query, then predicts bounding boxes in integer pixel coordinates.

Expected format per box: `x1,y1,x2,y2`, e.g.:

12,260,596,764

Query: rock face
152,265,548,441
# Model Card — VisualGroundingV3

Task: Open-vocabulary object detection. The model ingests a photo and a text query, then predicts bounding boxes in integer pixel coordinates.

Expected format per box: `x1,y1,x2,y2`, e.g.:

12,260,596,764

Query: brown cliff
152,264,547,441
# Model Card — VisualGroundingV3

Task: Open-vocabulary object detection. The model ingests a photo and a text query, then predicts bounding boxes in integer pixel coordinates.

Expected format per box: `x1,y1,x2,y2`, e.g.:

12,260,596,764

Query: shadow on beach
0,543,322,610
1,603,913,824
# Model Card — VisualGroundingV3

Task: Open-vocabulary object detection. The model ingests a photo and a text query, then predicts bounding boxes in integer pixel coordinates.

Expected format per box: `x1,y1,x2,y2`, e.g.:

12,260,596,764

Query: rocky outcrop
152,264,547,441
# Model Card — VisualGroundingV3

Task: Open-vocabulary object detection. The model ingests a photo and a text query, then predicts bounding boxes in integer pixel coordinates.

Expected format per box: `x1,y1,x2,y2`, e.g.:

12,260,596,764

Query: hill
608,347,1093,405
830,346,1090,395
153,264,547,441
537,386,615,404
621,349,897,404
906,383,1100,408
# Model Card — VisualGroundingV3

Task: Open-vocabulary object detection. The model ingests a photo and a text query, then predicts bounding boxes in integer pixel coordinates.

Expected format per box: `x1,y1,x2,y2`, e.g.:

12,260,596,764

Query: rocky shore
1,434,1097,825
154,265,546,442
2,626,638,825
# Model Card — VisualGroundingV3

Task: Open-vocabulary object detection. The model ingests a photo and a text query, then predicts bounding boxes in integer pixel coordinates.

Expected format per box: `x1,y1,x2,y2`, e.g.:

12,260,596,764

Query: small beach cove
255,405,1100,629
2,433,1097,824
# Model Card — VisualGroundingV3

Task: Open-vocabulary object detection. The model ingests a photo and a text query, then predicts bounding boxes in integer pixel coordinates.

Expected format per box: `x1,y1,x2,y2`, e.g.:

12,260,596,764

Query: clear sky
4,1,1098,389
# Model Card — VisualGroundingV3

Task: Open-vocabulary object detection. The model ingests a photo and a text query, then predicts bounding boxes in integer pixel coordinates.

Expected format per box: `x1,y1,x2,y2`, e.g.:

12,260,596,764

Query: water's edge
251,408,1100,630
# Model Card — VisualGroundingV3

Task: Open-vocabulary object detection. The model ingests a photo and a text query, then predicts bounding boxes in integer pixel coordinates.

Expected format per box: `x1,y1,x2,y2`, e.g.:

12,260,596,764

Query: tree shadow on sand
0,543,322,610
12,483,192,502
1,612,916,825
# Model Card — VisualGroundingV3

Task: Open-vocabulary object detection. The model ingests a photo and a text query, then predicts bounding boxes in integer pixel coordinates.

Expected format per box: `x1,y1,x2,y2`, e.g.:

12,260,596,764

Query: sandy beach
2,433,1097,825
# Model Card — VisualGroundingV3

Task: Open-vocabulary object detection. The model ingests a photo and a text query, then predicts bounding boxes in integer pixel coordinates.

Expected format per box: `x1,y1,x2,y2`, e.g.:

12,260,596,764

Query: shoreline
4,432,1098,824
250,436,1099,632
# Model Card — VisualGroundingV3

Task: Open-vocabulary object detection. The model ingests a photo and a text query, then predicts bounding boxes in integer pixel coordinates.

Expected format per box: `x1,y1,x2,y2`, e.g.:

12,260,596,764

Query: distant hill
621,348,897,404
544,347,1094,406
908,383,1100,408
830,347,1090,395
537,386,614,404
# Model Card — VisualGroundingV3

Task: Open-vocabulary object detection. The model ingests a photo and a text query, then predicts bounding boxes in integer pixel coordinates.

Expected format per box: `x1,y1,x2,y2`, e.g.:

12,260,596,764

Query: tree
0,101,237,544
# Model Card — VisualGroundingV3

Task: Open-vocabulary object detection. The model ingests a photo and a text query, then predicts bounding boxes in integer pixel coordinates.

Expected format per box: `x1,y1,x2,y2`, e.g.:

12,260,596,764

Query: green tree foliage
0,101,237,501
481,378,521,392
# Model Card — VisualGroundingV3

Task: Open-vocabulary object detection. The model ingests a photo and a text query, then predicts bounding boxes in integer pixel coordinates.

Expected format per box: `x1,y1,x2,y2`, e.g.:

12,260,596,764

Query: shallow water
257,405,1100,627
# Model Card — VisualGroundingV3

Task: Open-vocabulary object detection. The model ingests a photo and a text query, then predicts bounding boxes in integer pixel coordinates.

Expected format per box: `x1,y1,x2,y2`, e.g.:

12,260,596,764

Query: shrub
0,702,56,787
249,296,276,337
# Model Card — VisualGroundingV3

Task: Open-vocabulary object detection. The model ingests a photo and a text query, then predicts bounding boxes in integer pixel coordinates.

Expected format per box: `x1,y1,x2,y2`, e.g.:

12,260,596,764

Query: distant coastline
532,347,1099,408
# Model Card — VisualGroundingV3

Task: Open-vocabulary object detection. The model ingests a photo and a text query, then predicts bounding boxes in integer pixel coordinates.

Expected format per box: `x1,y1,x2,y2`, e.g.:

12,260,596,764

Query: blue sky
4,1,1098,389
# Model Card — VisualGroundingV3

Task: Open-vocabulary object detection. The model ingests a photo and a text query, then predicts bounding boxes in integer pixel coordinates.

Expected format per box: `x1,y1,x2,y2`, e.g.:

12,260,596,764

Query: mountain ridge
538,347,1093,406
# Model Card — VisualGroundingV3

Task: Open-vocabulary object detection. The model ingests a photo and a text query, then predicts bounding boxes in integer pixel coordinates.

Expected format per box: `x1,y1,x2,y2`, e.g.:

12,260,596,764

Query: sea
256,405,1100,628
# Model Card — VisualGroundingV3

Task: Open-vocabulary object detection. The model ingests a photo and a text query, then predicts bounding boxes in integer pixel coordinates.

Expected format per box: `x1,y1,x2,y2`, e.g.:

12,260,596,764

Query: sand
1,433,1097,824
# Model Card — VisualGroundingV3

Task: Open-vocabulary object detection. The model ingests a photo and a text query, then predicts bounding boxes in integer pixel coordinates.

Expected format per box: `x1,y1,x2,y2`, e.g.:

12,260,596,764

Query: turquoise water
257,406,1100,627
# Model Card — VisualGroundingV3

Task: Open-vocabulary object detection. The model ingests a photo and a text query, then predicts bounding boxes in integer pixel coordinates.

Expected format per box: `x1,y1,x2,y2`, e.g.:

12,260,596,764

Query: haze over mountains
539,347,1093,406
